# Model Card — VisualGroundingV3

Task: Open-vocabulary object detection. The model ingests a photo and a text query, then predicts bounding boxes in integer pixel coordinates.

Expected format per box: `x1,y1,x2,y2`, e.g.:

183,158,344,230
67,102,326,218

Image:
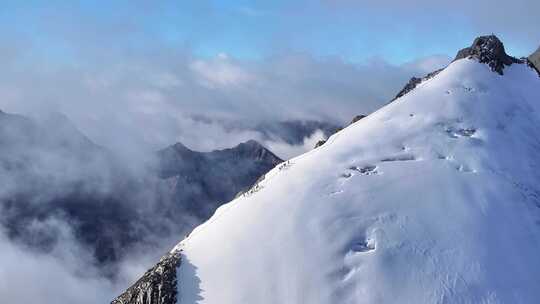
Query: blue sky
1,0,538,65
0,0,538,153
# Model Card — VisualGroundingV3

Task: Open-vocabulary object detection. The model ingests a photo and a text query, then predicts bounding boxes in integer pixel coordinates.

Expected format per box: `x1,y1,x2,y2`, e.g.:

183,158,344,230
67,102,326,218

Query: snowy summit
113,35,540,304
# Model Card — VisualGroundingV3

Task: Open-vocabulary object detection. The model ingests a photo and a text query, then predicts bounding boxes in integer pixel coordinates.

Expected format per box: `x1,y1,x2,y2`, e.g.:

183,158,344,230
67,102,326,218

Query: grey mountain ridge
157,139,282,219
0,110,282,269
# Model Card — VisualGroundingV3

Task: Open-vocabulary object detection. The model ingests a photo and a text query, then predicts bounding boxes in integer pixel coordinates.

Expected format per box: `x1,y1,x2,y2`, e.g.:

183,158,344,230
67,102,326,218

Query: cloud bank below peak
0,48,450,156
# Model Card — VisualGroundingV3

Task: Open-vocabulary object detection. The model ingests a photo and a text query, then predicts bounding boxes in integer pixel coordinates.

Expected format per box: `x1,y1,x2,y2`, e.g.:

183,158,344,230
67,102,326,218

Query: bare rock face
314,139,327,148
349,115,367,125
391,68,443,102
453,35,521,75
111,250,182,304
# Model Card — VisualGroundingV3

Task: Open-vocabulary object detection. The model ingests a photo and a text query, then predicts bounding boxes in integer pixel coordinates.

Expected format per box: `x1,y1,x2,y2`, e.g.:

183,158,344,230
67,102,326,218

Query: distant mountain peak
453,35,521,75
166,140,279,162
172,141,192,152
231,140,282,163
156,138,282,218
234,139,267,153
239,139,262,147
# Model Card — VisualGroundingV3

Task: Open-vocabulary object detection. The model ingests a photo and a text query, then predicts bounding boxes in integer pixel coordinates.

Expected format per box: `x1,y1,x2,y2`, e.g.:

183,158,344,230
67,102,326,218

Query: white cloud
264,129,327,160
0,225,117,304
190,55,256,88
0,47,450,156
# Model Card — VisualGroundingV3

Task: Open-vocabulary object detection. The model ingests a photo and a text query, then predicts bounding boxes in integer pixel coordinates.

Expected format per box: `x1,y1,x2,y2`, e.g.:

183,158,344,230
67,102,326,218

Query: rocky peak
172,142,192,153
237,139,264,150
453,35,521,75
231,140,281,163
392,36,521,103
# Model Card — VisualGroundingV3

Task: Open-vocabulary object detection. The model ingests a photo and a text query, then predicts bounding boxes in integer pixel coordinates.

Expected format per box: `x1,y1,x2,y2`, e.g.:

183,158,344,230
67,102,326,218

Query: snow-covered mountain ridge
113,36,540,304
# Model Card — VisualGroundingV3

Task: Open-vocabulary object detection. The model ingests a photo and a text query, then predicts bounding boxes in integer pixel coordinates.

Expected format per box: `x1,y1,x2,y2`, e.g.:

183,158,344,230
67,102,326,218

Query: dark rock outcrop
349,115,367,125
453,35,521,75
391,68,443,102
112,250,182,304
394,77,422,100
314,139,327,148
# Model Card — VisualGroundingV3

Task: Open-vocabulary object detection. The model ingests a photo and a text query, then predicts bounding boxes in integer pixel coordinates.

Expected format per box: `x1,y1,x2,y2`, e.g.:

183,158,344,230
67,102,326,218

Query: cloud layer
0,48,450,154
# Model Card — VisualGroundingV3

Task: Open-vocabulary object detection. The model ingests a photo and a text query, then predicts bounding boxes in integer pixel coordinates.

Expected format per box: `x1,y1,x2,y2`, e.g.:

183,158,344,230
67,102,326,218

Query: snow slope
173,58,540,303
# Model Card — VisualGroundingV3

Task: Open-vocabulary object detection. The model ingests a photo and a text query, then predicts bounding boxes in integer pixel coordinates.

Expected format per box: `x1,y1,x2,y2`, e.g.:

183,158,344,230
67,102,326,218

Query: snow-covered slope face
175,59,540,304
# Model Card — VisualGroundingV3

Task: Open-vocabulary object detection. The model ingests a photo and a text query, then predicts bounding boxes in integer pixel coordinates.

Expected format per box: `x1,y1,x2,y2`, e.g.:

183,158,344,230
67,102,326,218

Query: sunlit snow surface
174,59,540,303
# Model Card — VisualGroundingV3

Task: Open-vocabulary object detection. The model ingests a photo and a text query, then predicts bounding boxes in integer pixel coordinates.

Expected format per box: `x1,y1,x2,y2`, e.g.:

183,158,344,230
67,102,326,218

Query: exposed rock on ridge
391,68,444,102
111,250,182,304
453,35,521,75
